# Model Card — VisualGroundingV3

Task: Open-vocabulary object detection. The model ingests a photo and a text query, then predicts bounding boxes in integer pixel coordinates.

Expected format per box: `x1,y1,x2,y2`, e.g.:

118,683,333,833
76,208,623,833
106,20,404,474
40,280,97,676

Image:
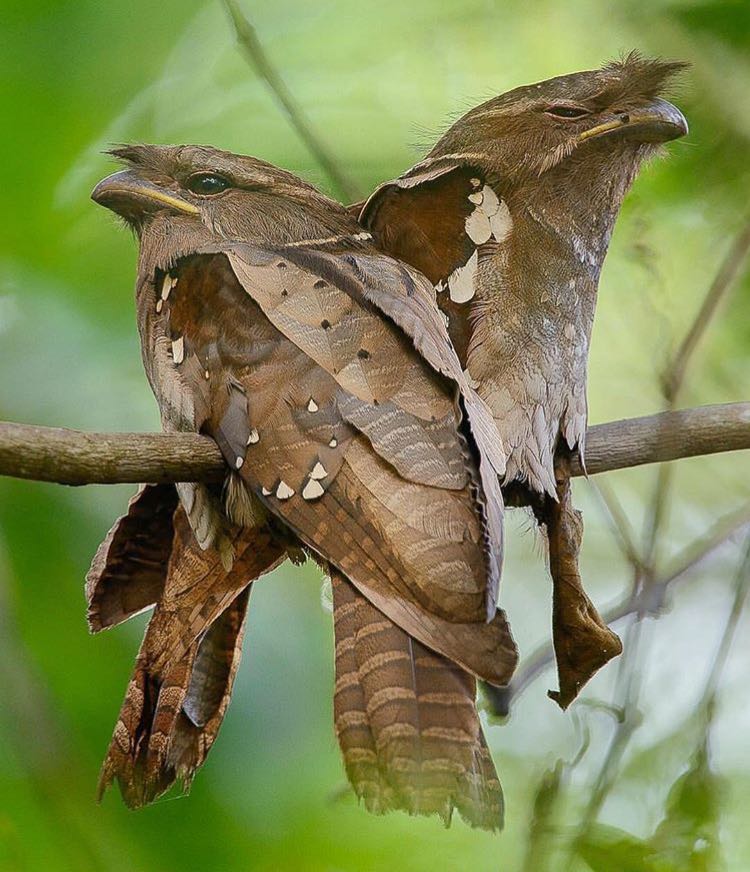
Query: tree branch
0,402,747,487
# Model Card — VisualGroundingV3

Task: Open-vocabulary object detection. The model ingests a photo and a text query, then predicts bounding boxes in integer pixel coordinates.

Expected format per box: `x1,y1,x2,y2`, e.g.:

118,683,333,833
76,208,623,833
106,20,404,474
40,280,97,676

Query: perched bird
354,54,688,707
90,144,518,829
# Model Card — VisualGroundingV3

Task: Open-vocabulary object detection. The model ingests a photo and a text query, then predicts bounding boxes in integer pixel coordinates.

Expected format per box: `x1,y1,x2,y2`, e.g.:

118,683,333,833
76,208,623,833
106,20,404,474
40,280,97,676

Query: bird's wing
136,264,230,555
356,161,512,365
148,249,513,667
218,240,504,615
86,484,178,631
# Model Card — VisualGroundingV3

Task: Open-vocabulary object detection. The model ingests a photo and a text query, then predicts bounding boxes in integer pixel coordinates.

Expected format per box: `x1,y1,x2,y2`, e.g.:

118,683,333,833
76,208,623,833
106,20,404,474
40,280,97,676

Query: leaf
547,478,623,709
577,823,654,872
577,739,724,872
646,738,724,872
619,710,705,786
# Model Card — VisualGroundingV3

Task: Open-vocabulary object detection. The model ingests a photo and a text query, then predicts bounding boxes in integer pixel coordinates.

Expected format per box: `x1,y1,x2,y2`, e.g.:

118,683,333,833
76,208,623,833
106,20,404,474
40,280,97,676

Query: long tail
97,512,284,808
98,586,251,806
331,569,503,831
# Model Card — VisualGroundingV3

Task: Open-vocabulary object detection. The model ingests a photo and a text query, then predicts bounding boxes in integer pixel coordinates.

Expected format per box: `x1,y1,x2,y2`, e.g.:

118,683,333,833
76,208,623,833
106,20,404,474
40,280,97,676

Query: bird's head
92,144,347,245
356,53,688,286
429,53,688,177
432,52,687,189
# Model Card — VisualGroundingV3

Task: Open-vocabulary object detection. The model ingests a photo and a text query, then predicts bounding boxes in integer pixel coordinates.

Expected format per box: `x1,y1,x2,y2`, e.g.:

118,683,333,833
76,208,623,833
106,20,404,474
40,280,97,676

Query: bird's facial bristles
531,138,578,176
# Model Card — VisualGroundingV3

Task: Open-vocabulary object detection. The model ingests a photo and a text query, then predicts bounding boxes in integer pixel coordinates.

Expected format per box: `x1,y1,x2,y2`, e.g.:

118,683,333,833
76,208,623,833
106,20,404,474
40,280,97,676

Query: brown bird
90,144,518,829
354,54,688,707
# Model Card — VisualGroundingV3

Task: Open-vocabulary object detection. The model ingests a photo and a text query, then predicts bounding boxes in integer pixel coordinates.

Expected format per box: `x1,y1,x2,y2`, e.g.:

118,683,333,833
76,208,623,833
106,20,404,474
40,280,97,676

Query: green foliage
577,739,724,872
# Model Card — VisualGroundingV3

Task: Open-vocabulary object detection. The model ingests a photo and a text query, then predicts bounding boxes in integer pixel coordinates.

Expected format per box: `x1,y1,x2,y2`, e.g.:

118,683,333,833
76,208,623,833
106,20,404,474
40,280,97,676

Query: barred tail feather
331,570,503,831
98,516,284,808
98,587,250,807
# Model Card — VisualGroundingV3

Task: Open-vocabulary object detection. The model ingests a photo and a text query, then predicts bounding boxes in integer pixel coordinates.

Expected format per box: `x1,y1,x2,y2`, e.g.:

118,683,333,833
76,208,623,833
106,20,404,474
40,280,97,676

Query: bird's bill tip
579,98,688,145
91,170,199,219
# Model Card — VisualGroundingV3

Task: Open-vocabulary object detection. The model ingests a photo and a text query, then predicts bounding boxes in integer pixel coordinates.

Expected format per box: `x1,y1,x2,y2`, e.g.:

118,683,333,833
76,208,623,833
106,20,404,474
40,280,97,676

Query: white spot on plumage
307,398,319,413
470,177,481,188
328,437,338,448
481,185,501,216
171,336,184,364
489,200,513,243
310,462,328,480
204,370,210,380
284,231,371,248
302,478,325,500
247,429,259,444
448,250,479,303
261,486,272,496
468,191,483,205
235,456,244,469
276,480,295,500
156,299,163,314
465,208,492,244
219,538,233,572
161,274,175,301
564,322,576,340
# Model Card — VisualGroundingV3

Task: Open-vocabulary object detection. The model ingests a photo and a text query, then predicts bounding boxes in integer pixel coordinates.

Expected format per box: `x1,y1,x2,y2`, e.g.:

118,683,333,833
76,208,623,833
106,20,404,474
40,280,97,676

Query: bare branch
0,402,747,487
222,0,361,202
567,402,750,478
0,426,225,487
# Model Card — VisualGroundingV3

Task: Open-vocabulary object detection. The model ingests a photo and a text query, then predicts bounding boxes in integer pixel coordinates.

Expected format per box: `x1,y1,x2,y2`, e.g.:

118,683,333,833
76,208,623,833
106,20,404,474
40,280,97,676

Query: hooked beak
91,169,199,222
578,98,688,144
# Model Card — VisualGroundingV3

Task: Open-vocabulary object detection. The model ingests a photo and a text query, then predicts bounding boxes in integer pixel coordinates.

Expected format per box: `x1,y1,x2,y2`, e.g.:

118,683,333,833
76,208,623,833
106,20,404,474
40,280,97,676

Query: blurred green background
1,1,749,869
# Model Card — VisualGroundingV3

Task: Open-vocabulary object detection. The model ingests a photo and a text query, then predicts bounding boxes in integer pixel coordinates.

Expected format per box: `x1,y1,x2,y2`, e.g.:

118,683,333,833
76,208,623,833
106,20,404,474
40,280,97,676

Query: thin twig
660,503,750,588
662,217,750,404
491,501,750,712
221,0,361,202
591,479,646,574
700,534,750,716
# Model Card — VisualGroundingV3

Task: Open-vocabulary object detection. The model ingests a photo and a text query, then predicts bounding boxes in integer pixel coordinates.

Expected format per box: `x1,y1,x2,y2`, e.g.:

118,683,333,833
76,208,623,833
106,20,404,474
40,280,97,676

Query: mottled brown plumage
90,145,517,828
86,483,178,632
94,508,285,806
356,54,688,705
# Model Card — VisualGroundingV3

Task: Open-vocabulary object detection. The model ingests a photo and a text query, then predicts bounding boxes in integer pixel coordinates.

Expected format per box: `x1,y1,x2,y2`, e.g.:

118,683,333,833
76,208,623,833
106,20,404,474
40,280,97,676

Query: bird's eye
186,173,232,195
545,105,590,119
